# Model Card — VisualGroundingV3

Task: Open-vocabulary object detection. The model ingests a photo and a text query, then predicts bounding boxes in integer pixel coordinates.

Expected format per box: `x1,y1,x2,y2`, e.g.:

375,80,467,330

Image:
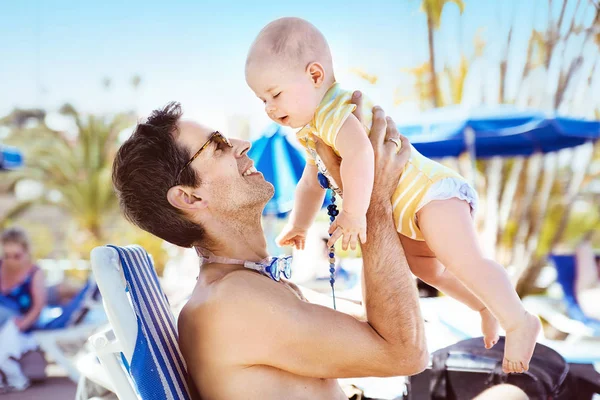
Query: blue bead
330,217,335,222
331,210,339,216
317,172,329,189
329,252,334,258
329,268,335,273
330,279,335,285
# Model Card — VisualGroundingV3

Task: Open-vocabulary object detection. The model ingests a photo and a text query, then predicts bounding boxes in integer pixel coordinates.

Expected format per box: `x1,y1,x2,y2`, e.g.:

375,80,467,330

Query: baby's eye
273,92,281,98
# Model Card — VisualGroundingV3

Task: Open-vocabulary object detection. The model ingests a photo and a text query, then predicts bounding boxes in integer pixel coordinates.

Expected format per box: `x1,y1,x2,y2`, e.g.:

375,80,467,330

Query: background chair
32,275,104,382
523,254,600,341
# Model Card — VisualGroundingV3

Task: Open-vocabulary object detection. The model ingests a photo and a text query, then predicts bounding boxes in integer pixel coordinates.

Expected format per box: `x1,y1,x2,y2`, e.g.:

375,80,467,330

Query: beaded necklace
318,172,339,310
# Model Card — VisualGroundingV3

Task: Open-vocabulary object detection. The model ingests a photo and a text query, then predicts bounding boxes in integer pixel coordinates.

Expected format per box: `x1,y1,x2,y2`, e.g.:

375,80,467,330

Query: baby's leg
418,198,541,374
404,247,499,349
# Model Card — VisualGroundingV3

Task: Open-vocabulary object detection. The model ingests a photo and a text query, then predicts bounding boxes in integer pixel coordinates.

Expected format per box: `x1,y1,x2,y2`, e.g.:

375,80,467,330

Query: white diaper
415,177,478,221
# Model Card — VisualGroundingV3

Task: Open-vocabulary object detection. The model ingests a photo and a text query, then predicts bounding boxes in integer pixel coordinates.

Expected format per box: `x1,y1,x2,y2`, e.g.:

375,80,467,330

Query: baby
245,17,541,374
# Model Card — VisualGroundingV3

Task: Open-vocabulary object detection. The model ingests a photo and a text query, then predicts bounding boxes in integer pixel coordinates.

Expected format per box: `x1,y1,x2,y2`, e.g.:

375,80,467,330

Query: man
112,94,527,400
113,91,427,399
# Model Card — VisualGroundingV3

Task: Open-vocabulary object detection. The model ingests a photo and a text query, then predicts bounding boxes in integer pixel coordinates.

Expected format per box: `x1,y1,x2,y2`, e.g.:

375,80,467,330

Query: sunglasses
175,131,232,185
263,256,293,281
245,256,293,282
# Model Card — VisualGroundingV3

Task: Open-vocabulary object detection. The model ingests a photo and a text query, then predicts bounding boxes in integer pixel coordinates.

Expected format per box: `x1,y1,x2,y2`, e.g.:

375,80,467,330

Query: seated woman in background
575,232,600,321
0,227,47,330
0,227,47,392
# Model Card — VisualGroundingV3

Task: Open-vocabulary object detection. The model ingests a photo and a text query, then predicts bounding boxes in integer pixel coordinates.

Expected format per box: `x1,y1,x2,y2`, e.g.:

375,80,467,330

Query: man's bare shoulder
178,270,303,370
178,270,291,337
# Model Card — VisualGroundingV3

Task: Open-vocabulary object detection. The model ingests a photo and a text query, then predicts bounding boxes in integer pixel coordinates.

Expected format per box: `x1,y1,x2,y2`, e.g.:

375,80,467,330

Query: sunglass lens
283,258,292,279
268,259,280,281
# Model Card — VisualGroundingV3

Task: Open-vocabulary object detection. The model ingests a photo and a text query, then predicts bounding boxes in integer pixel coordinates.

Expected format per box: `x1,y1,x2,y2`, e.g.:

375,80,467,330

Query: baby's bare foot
503,311,541,373
480,308,500,349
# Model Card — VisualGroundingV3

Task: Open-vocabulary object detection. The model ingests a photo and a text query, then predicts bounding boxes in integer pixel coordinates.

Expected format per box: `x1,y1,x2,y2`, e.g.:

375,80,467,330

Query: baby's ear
307,62,325,87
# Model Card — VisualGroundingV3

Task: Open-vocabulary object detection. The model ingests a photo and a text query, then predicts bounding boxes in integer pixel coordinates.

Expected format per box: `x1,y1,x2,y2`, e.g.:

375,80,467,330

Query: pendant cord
326,190,339,310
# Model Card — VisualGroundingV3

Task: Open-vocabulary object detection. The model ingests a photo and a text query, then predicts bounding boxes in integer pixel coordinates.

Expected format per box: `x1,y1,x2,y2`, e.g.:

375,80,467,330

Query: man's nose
231,138,251,157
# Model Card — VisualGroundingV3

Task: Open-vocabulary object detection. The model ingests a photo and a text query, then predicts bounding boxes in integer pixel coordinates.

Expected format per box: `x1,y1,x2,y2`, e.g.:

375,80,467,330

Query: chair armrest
89,329,139,400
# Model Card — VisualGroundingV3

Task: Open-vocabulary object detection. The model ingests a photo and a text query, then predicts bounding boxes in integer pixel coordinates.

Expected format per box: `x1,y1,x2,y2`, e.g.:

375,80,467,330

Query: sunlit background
1,0,599,398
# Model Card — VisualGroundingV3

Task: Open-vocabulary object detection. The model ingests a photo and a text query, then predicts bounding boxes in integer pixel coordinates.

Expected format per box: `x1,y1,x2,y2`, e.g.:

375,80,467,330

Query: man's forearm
361,195,427,364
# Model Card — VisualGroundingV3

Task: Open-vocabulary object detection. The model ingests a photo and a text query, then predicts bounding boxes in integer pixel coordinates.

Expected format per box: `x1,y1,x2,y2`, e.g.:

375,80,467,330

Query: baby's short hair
246,17,333,74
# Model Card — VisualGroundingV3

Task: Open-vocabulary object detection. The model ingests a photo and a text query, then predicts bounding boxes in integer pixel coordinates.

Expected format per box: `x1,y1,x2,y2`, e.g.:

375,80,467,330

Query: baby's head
245,17,335,128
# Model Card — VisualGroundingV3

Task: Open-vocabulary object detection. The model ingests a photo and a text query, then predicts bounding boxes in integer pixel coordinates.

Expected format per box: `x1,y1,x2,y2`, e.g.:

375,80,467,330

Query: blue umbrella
397,106,600,159
248,124,306,217
0,145,23,170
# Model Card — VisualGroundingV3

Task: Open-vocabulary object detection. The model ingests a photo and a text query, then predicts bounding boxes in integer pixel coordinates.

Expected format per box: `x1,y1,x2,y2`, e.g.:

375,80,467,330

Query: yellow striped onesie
297,83,477,241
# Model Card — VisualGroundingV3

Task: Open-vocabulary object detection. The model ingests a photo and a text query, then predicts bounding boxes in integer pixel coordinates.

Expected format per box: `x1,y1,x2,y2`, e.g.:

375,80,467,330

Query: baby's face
246,63,322,129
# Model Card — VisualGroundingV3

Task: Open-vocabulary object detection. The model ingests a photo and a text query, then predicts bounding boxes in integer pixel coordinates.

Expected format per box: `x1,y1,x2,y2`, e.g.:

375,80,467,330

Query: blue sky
1,0,595,135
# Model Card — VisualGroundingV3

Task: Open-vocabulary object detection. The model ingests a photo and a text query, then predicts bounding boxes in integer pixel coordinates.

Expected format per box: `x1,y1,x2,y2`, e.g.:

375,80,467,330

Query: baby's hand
276,224,308,250
327,210,367,250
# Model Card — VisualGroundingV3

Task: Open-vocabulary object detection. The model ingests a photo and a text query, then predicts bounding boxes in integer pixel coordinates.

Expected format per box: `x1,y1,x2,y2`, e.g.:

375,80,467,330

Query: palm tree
2,105,132,243
421,0,465,107
509,1,600,294
2,105,172,271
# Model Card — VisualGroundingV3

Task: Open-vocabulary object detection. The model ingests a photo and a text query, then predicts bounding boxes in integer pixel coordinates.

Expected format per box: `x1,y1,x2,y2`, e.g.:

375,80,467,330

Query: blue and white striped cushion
109,245,192,400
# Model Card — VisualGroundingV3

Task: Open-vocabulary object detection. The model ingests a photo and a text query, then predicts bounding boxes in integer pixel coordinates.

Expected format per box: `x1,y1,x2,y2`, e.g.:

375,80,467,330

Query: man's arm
361,176,427,365
356,107,427,369
294,283,365,320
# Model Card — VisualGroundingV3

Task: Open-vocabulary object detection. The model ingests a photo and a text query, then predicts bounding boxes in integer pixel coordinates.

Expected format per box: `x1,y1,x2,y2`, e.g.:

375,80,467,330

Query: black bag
407,336,600,400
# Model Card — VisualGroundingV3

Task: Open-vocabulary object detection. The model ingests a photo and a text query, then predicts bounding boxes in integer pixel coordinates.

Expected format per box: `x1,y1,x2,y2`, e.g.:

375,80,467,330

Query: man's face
175,120,274,217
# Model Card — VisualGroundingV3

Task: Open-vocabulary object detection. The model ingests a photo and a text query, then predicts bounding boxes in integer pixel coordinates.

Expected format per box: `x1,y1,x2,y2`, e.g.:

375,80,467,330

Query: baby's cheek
296,98,315,119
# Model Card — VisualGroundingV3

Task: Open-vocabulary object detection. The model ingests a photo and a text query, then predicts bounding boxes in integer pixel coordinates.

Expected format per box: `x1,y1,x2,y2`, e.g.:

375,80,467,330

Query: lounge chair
551,254,600,332
84,245,192,400
523,254,600,340
31,275,103,382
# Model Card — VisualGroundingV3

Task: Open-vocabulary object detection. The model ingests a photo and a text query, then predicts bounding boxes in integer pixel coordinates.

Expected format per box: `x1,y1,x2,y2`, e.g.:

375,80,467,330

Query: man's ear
167,186,207,211
307,62,325,87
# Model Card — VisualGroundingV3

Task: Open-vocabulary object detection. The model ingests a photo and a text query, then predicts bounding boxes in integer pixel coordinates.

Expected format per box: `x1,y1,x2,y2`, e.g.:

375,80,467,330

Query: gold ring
386,137,401,148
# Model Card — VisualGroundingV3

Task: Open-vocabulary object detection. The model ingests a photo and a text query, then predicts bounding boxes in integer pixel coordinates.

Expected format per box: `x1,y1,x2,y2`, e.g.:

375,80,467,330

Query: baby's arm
288,163,327,230
334,113,375,245
277,164,325,249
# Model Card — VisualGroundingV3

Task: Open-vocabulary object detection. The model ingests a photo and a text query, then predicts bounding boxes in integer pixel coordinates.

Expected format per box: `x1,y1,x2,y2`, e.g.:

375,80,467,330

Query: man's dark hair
112,102,206,248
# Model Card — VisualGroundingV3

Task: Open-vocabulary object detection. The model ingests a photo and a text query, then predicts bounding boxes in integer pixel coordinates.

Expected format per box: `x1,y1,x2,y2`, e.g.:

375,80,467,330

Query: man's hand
368,109,410,200
315,90,411,198
276,224,308,250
